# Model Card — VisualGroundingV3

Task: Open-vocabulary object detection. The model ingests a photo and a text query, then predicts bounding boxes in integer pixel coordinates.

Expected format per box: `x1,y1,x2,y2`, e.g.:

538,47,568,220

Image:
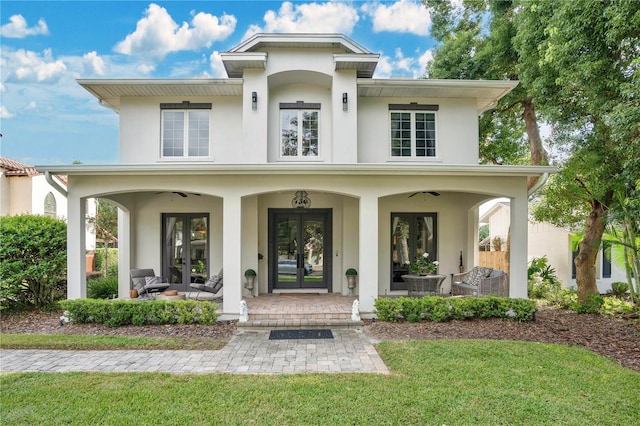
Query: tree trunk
575,199,608,301
522,98,549,189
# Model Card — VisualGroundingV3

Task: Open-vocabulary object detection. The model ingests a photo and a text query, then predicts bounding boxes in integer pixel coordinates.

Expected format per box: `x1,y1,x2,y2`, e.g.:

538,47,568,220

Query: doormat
269,329,333,340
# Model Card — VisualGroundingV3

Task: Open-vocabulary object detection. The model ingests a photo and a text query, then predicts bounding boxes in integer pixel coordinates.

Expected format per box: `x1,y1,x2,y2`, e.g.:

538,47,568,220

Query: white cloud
0,105,15,119
9,48,67,82
362,0,430,36
373,47,432,78
209,51,227,78
26,101,37,111
114,3,236,60
0,15,49,38
137,64,156,75
83,51,105,76
0,82,5,92
245,1,359,38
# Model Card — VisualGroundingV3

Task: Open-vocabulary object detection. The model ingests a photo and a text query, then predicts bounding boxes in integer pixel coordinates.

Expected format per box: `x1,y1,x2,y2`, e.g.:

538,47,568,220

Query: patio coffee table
402,274,447,297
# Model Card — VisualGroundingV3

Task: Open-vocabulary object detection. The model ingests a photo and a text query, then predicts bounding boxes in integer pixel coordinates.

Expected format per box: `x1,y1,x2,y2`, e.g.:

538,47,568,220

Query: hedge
374,296,536,323
59,299,220,327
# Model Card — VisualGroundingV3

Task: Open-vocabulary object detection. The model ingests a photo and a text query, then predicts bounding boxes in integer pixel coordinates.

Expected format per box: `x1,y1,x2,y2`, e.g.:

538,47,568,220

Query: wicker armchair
452,266,509,297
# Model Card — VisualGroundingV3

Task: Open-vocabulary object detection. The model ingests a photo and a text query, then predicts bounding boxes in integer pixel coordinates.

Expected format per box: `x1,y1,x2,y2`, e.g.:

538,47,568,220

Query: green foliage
59,299,219,326
575,294,605,314
374,296,536,323
244,269,256,277
478,224,489,242
345,268,357,276
609,282,629,298
93,248,118,277
601,296,638,317
86,275,118,299
0,215,67,309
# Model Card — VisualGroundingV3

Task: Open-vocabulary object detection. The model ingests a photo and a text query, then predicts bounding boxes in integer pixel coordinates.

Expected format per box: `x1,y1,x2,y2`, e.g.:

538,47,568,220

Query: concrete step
237,318,363,330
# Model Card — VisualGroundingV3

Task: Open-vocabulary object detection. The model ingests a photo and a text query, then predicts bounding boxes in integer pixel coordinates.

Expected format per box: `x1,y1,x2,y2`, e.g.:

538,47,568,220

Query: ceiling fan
409,191,441,198
155,191,201,198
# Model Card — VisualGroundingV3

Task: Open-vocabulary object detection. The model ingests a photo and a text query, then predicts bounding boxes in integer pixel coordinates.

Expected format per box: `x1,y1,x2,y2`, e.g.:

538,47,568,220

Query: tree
88,199,118,276
515,0,640,301
0,215,67,308
423,0,548,179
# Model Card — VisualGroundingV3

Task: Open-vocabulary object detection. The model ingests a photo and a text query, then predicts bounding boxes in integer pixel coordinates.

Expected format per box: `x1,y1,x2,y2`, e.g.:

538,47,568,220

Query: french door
268,209,332,291
391,212,437,291
162,213,209,292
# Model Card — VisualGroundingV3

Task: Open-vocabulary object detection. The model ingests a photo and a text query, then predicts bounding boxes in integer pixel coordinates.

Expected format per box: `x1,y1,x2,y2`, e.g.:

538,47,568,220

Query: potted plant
244,268,256,294
409,253,439,276
345,268,358,295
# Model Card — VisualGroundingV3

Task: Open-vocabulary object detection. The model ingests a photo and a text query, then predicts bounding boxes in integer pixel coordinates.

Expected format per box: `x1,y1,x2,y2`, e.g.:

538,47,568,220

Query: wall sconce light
342,92,348,111
251,91,257,110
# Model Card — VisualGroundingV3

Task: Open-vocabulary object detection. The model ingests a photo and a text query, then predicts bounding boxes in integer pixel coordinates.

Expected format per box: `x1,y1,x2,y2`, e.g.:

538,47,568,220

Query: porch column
67,194,86,299
510,194,528,298
358,194,378,313
222,193,242,315
117,207,131,298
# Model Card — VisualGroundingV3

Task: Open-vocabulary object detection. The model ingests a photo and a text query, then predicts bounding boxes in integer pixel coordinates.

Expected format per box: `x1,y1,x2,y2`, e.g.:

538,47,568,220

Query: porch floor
240,293,360,329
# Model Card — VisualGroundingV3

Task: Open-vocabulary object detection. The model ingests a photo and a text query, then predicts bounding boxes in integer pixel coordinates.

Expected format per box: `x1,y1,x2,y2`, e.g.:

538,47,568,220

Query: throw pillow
468,266,493,286
132,277,147,295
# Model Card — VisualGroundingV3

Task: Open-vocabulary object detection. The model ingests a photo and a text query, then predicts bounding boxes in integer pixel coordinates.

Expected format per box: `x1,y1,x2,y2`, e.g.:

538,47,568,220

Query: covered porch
54,164,553,318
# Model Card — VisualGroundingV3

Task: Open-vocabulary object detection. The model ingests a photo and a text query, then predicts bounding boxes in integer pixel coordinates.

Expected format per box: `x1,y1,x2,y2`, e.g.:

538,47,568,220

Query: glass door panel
391,213,437,291
163,213,209,292
270,209,331,290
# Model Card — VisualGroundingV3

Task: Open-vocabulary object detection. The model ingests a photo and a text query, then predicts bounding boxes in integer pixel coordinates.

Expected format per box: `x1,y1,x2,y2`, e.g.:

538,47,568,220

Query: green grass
0,334,225,350
2,340,638,425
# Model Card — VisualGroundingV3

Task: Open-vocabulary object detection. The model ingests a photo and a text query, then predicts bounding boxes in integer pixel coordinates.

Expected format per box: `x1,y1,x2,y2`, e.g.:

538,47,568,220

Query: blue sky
1,0,443,165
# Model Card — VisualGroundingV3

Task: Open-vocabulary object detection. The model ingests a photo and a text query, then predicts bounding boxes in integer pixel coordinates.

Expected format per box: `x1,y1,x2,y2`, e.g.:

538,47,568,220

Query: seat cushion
468,266,493,286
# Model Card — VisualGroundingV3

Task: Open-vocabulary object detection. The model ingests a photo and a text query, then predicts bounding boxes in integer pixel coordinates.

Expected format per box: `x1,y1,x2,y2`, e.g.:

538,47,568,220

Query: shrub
87,275,118,299
575,294,604,314
93,248,118,277
59,299,220,326
608,282,629,298
0,215,67,310
373,296,536,323
601,296,638,317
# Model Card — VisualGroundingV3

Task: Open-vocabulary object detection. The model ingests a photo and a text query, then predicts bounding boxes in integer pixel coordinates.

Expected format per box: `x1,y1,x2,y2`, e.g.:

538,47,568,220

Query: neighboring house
38,33,554,317
481,201,625,293
0,156,97,251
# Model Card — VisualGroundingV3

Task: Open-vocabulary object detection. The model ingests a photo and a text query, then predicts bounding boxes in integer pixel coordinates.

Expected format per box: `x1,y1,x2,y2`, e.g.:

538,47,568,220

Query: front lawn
2,340,638,425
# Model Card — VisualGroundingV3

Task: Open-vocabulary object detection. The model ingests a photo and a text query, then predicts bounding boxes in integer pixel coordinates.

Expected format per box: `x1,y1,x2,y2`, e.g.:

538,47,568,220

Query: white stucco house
0,156,96,251
37,33,555,317
481,201,625,293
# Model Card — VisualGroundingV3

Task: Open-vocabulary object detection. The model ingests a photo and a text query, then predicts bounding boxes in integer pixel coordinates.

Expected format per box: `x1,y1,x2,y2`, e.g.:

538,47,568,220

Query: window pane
302,111,318,156
390,112,412,156
162,111,184,157
415,113,436,157
188,110,209,157
281,111,298,156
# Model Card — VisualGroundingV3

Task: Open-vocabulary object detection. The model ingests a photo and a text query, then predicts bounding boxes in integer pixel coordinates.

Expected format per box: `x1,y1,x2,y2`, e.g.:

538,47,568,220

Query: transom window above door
280,101,320,159
389,104,438,158
160,101,211,158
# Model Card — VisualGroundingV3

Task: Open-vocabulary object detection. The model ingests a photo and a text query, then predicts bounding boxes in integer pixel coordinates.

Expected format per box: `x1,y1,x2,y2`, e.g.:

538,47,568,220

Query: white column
222,194,243,315
117,207,131,298
510,193,529,298
358,194,379,313
67,194,86,299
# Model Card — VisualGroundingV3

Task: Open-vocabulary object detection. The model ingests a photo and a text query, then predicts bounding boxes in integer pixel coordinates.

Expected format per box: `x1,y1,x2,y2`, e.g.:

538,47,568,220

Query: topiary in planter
244,269,257,277
345,268,358,276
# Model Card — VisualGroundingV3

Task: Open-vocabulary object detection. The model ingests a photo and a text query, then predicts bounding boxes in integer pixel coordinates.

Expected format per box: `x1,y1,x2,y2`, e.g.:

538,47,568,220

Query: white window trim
160,104,212,160
279,103,322,161
388,106,439,161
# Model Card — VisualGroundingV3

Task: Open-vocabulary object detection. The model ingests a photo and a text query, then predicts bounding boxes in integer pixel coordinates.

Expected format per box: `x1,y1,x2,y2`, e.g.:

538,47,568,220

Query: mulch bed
1,305,638,372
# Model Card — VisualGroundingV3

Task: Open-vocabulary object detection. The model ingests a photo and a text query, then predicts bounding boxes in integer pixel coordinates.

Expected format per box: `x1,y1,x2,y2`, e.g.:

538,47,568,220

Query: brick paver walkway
0,329,389,375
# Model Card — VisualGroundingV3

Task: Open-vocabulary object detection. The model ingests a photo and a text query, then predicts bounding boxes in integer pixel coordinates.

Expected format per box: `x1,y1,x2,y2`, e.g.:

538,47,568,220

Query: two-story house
38,33,554,317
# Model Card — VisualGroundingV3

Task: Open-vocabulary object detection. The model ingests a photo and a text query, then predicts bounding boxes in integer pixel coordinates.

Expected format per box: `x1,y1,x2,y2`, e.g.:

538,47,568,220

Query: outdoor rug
269,329,334,340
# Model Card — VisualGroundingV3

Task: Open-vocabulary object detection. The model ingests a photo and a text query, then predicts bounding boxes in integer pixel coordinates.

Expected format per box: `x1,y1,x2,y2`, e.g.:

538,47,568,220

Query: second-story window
280,102,320,159
160,102,211,158
389,104,438,158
